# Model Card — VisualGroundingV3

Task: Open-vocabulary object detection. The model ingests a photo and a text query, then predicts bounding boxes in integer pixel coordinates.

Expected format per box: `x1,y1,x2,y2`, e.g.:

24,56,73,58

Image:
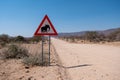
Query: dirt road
51,38,120,80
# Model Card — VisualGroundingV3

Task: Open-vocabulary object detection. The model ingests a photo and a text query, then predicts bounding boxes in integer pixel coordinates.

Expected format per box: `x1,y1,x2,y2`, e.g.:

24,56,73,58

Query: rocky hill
58,27,120,37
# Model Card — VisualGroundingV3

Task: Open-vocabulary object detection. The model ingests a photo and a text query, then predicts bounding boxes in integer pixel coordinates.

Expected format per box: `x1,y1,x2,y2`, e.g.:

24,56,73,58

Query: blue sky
0,0,120,37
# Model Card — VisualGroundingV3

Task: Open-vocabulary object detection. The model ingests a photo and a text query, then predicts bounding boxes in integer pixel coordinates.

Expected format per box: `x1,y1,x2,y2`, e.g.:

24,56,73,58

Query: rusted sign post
34,15,58,66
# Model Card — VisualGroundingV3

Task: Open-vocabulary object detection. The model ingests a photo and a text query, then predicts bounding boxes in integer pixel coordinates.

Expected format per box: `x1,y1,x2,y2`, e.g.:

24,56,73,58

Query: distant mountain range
58,27,120,37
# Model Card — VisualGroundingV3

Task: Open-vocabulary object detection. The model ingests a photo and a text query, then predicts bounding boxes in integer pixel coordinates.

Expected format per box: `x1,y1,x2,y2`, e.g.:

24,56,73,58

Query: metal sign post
48,36,51,65
41,36,51,66
34,15,58,66
41,36,44,65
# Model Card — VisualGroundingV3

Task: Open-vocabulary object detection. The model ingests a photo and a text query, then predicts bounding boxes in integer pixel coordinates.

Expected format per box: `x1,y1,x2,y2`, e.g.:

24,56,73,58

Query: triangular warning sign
34,15,58,36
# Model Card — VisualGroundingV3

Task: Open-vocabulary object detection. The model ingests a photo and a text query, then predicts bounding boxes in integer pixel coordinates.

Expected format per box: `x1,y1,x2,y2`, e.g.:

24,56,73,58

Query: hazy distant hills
99,28,120,35
58,27,120,37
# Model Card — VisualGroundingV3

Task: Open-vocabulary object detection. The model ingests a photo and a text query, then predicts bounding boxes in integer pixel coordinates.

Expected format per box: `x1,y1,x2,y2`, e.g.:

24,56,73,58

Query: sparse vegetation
107,29,120,41
30,36,42,43
14,35,26,43
23,53,49,66
0,35,42,46
0,42,6,47
0,34,9,43
0,34,10,47
1,44,29,59
0,44,49,66
60,28,120,43
84,31,99,42
70,36,76,42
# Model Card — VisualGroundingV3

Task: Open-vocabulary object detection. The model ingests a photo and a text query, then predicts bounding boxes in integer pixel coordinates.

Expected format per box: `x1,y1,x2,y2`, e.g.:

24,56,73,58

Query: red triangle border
34,15,58,36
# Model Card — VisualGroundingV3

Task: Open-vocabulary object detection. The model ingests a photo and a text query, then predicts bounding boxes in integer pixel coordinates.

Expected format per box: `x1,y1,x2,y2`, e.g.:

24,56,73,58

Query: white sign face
34,15,58,36
38,19,54,33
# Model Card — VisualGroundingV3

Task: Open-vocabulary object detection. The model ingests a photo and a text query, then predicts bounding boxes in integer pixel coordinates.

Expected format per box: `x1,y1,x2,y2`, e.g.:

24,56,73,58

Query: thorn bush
23,53,49,66
1,44,29,59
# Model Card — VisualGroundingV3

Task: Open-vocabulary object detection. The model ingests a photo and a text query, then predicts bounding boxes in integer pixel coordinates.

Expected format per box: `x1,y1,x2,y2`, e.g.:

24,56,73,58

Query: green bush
23,53,49,66
1,44,29,59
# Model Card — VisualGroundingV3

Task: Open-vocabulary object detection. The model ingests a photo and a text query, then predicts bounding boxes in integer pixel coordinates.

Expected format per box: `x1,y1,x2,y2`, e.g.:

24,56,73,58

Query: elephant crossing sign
34,15,58,36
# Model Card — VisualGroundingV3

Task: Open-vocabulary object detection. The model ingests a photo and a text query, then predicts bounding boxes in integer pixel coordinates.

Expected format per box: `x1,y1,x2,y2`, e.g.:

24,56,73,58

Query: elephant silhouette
41,24,50,32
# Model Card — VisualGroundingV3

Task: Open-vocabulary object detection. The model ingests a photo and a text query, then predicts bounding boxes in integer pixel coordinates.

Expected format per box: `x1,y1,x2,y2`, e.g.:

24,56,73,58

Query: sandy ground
0,42,64,80
0,59,60,80
0,39,120,80
51,38,120,80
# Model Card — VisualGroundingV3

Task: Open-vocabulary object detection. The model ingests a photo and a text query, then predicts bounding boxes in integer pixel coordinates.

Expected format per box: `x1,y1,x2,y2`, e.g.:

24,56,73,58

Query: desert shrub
0,34,9,43
1,44,29,59
116,33,120,41
84,31,99,42
0,42,6,47
14,35,26,43
30,36,42,43
0,34,10,47
70,36,76,42
105,28,120,42
23,53,49,66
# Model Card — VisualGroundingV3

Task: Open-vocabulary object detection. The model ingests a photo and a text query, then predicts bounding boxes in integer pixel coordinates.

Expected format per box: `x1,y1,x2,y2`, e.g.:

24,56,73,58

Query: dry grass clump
0,44,49,66
1,44,29,59
23,53,49,66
